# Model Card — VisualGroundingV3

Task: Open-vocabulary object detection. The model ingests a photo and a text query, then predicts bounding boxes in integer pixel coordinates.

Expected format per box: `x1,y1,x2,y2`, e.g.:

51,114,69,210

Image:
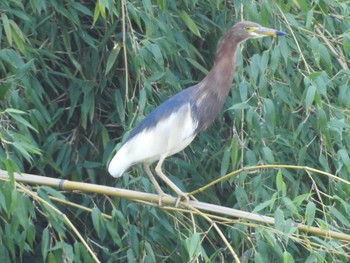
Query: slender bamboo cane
1,169,350,243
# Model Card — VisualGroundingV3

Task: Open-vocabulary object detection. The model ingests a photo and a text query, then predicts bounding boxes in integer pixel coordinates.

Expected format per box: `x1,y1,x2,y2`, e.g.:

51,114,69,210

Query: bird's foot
175,192,190,207
157,193,172,206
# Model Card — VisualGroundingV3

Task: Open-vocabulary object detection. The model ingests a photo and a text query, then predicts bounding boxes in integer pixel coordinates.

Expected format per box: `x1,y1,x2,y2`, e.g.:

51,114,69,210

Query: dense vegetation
1,0,350,262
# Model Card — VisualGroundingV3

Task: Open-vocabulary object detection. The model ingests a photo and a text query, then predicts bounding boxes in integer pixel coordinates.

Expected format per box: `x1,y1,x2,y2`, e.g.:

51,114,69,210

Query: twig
121,0,129,102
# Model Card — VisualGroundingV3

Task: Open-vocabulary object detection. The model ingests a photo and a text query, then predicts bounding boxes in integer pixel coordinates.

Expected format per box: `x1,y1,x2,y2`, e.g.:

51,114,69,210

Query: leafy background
1,0,350,262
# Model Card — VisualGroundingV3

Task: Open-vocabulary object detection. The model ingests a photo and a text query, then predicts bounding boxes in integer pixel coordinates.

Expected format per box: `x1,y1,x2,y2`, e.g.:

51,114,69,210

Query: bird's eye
245,26,252,31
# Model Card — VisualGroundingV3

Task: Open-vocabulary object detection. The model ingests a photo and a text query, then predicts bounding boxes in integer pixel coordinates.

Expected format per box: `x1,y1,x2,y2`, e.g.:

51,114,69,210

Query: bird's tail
107,148,131,178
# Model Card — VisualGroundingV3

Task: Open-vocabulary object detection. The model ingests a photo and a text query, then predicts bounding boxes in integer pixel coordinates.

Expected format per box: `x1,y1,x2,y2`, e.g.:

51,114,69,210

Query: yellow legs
143,158,193,206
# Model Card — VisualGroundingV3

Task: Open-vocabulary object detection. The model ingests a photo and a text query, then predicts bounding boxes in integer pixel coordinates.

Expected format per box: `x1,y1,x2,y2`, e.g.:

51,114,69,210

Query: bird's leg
143,164,166,206
155,158,189,206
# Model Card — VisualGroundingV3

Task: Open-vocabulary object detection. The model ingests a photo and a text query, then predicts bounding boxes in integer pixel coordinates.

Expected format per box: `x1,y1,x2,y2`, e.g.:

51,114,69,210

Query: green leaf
276,170,286,196
264,98,276,134
41,227,49,262
143,0,154,16
105,43,121,75
316,108,327,131
253,199,274,213
127,248,136,262
82,161,101,169
328,206,350,227
0,189,6,212
9,20,26,42
230,102,251,111
304,85,316,111
282,197,298,215
93,1,101,24
305,202,316,227
156,0,166,11
91,207,101,237
274,208,284,231
4,108,27,115
7,110,38,132
298,0,309,13
185,57,208,74
283,251,296,263
338,149,350,174
310,37,320,65
293,193,310,207
255,252,265,263
235,186,249,209
230,136,239,170
130,225,139,256
180,11,201,37
144,241,156,262
270,45,281,73
40,186,67,200
2,13,12,46
12,142,34,162
3,159,19,185
186,233,201,259
262,146,275,163
220,148,230,176
71,2,93,16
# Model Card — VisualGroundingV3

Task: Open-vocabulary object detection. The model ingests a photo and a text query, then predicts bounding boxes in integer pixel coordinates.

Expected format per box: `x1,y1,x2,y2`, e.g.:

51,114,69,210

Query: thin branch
1,169,350,243
276,5,312,75
121,0,129,102
189,164,350,196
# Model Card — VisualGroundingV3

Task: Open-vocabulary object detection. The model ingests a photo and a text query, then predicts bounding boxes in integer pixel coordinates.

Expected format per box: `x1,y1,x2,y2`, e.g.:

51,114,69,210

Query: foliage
1,0,350,262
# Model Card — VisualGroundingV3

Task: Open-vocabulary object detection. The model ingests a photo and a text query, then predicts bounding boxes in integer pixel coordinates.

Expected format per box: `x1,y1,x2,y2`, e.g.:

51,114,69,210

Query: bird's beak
255,26,287,37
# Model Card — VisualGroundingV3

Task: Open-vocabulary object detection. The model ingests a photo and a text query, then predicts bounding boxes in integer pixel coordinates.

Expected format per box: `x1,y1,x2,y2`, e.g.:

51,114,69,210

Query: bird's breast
111,103,198,171
192,88,228,133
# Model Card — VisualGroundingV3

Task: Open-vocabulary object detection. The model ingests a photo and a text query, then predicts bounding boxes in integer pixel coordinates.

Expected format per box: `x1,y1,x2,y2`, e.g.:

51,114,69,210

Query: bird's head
231,21,286,42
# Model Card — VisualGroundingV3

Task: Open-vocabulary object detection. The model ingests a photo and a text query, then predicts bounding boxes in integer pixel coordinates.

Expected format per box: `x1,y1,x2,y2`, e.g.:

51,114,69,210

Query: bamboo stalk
1,169,350,243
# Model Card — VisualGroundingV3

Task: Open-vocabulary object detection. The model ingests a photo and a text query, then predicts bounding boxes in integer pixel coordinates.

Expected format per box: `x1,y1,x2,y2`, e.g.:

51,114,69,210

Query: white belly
108,103,197,177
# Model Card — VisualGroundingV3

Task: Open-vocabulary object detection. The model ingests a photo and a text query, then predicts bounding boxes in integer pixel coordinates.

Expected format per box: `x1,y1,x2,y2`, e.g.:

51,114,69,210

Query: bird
108,21,286,201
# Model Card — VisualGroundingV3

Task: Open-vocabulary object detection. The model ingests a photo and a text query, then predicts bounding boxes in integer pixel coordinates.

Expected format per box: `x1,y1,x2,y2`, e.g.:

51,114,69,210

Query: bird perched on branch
108,21,286,202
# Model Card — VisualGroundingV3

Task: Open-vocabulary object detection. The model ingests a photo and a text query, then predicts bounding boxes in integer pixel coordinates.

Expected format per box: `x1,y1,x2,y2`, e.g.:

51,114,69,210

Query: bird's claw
157,192,196,207
175,192,190,207
157,193,172,206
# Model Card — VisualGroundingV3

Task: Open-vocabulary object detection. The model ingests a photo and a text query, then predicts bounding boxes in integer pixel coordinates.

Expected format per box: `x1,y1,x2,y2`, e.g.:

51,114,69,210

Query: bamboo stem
1,169,350,243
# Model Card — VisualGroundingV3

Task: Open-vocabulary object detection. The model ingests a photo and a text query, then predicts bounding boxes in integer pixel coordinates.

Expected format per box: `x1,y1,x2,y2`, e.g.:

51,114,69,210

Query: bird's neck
201,40,239,100
191,40,240,133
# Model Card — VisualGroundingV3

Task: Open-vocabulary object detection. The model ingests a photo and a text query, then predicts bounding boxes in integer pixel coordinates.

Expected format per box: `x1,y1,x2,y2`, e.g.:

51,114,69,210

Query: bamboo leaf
305,202,316,227
283,251,296,263
276,170,286,197
4,108,27,115
304,85,316,111
41,227,49,262
328,206,350,227
180,11,201,37
7,112,38,132
105,43,121,75
187,233,201,259
91,207,101,237
2,13,12,46
274,208,284,231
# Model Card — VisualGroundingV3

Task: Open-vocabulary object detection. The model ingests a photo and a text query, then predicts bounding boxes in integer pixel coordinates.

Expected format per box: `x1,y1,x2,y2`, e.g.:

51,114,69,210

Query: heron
108,21,286,202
